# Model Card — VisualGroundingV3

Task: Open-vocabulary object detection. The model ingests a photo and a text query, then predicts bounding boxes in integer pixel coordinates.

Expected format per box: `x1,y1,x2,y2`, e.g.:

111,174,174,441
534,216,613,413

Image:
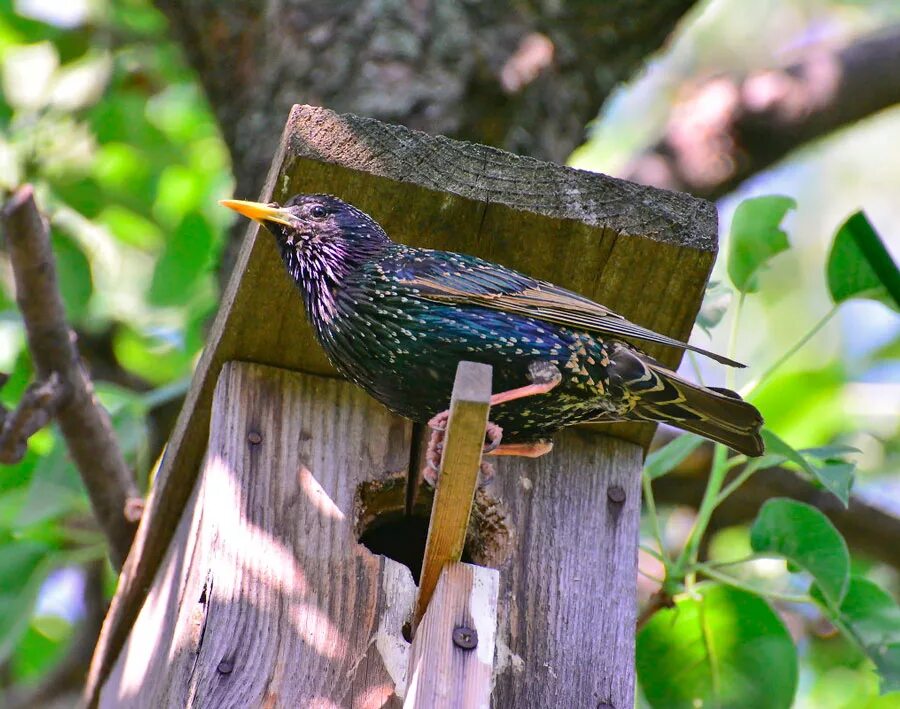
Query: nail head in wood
247,430,262,445
216,659,233,675
452,625,478,650
607,485,626,504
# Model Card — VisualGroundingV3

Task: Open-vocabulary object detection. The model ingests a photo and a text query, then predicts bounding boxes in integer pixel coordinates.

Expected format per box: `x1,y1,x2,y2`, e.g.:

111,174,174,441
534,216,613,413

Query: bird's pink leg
423,362,561,486
486,440,554,458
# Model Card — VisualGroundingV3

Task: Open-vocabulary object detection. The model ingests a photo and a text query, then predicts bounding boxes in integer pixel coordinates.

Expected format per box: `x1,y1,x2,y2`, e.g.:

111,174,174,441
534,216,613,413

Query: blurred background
0,0,897,706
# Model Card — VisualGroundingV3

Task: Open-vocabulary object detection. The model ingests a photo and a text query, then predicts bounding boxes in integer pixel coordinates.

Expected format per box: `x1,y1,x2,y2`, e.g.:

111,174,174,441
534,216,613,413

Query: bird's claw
483,421,503,454
427,410,450,432
421,417,502,488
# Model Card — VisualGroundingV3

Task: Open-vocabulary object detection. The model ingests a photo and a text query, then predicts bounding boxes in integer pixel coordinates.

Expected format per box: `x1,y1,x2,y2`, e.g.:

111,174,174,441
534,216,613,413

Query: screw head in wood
247,430,262,445
607,485,625,504
452,625,478,650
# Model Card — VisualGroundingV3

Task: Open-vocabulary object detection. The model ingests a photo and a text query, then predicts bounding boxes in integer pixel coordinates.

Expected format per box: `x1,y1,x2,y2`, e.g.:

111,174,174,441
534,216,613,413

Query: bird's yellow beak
219,199,294,228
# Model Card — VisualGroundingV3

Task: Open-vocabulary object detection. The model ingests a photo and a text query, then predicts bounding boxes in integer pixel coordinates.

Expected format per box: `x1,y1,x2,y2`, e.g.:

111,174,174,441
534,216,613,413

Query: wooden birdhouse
85,105,717,708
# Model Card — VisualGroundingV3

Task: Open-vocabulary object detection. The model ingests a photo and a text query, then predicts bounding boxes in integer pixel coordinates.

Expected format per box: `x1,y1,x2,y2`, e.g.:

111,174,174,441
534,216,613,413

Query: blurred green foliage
0,0,232,692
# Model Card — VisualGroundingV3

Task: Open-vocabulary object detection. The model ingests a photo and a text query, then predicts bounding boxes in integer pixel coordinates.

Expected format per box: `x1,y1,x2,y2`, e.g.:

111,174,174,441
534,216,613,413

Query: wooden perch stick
413,361,492,632
405,562,499,708
1,185,141,569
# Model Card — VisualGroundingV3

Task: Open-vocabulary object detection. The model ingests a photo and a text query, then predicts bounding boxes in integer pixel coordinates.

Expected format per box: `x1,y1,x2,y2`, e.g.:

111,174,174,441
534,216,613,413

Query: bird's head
220,193,391,322
220,193,391,262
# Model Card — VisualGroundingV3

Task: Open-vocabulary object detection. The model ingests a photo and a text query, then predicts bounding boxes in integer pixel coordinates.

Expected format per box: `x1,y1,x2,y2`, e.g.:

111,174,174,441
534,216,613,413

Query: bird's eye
309,205,327,220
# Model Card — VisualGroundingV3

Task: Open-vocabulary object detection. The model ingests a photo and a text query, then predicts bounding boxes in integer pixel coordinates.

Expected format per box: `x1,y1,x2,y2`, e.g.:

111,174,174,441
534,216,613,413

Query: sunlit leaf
11,614,73,683
49,51,112,111
750,498,849,608
812,577,900,693
727,195,796,293
637,583,797,709
93,143,155,205
113,325,194,386
146,83,217,142
153,164,205,226
643,434,703,480
97,204,164,250
762,429,855,506
1,40,58,111
827,211,900,310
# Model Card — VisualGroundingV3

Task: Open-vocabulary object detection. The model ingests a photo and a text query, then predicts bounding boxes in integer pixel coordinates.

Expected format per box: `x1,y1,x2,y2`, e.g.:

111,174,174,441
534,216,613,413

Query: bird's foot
422,416,503,487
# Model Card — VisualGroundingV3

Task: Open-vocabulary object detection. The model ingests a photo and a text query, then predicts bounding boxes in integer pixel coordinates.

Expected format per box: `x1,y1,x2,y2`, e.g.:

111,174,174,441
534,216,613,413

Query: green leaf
637,583,797,709
112,325,194,386
762,429,855,506
11,614,73,683
812,577,900,694
800,444,861,459
827,211,900,309
0,538,51,662
50,229,93,323
148,211,214,306
696,280,732,334
750,498,849,608
727,195,796,293
16,436,87,529
643,434,703,480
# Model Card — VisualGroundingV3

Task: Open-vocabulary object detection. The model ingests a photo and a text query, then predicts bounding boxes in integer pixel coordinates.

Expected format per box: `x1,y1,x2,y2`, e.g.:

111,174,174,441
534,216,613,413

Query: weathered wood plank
405,563,499,709
88,104,717,700
488,431,643,708
98,362,416,707
413,362,491,631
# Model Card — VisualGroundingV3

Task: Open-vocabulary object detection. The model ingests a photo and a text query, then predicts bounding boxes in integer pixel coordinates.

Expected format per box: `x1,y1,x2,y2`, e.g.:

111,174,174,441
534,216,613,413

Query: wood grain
413,362,491,631
88,105,717,702
405,563,499,709
98,362,416,707
487,430,643,708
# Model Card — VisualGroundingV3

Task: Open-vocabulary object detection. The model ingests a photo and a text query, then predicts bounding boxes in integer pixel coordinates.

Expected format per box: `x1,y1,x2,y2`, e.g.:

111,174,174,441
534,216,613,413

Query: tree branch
1,185,141,569
623,26,900,199
0,373,63,464
649,431,900,569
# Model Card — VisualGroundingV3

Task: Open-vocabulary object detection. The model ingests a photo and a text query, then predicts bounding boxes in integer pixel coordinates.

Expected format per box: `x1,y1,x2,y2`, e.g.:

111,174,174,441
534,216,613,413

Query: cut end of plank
452,361,493,405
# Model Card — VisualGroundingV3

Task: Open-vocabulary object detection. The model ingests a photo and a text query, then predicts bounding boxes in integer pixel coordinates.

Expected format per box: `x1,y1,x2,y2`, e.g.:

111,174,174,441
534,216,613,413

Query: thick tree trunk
152,0,698,268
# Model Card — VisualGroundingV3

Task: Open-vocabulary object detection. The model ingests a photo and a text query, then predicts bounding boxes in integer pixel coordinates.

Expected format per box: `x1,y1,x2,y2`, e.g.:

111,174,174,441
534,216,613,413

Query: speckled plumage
226,194,765,456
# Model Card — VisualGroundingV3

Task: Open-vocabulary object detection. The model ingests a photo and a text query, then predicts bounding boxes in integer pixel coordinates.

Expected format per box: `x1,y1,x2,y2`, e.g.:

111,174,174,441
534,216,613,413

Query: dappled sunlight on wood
115,549,179,703
100,363,415,706
205,453,309,597
298,464,346,522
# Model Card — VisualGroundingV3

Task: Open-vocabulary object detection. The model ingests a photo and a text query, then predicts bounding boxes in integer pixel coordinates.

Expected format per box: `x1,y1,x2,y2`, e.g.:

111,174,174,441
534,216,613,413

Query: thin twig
0,373,63,463
1,185,141,568
636,589,674,631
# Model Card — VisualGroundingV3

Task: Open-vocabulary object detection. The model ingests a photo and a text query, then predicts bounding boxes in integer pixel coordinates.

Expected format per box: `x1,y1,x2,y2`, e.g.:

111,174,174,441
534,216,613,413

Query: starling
221,194,764,459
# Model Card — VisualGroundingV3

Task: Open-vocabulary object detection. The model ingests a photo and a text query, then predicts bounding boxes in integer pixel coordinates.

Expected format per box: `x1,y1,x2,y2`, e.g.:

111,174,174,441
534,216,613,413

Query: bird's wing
397,255,743,368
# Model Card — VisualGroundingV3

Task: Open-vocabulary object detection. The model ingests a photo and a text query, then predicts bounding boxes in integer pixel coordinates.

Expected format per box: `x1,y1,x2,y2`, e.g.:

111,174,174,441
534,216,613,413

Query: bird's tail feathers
614,349,765,457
